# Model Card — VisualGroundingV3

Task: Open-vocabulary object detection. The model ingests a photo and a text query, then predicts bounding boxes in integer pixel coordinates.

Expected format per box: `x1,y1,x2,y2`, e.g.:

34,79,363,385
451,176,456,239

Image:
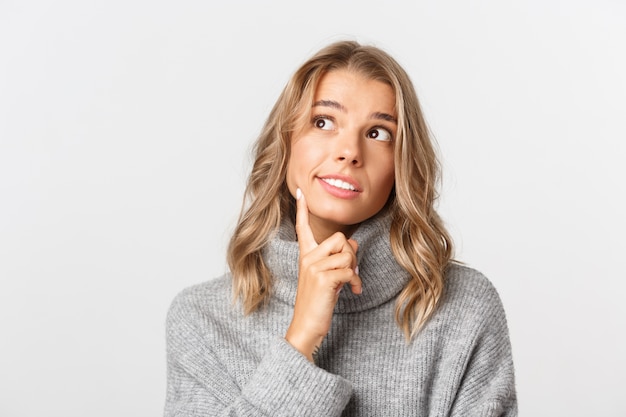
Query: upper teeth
322,178,356,191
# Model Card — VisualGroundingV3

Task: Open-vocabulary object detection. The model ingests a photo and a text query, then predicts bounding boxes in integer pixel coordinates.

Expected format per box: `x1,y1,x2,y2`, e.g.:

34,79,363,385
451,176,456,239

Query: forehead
313,69,396,112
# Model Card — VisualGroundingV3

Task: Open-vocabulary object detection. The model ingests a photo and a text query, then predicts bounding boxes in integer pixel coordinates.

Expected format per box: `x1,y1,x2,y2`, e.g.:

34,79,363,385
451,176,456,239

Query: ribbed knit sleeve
242,338,353,415
164,284,353,417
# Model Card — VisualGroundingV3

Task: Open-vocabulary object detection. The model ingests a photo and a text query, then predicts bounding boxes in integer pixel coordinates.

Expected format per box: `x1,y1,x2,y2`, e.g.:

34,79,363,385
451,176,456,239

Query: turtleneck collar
262,211,411,314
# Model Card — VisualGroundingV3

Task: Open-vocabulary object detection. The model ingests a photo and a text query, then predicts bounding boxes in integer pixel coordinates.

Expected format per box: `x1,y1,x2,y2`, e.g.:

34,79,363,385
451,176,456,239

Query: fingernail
296,188,302,200
354,266,359,275
336,286,342,295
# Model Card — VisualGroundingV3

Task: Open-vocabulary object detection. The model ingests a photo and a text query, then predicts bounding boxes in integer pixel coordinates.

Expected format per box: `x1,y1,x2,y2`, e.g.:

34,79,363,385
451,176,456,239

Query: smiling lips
317,175,361,199
321,177,358,191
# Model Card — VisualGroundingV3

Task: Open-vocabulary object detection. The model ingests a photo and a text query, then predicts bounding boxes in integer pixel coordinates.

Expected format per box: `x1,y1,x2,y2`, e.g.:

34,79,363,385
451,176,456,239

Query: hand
285,188,362,362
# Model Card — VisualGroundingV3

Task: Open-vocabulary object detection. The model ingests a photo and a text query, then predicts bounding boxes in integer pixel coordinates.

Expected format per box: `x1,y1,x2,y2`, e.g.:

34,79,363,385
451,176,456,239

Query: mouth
320,177,358,191
317,174,363,198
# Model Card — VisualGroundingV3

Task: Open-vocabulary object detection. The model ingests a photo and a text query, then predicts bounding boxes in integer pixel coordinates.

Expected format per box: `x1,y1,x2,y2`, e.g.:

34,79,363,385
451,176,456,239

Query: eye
313,116,335,131
367,127,392,142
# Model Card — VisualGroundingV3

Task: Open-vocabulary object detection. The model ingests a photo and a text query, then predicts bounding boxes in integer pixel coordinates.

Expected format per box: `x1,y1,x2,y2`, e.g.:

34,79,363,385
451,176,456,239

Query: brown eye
313,116,335,131
367,127,392,142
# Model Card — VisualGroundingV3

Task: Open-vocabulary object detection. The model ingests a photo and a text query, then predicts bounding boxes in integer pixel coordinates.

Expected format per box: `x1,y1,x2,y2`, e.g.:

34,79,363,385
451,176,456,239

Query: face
286,69,397,241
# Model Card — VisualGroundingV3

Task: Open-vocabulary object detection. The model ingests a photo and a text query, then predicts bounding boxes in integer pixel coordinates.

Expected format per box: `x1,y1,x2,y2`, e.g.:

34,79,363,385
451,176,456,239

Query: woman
165,40,517,416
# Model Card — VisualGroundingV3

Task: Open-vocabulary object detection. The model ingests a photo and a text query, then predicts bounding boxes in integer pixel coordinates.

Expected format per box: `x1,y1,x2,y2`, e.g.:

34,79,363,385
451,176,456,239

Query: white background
1,1,625,416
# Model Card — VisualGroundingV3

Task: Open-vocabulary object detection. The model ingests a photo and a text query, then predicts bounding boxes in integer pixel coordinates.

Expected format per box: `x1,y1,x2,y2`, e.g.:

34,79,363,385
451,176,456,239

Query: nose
335,130,362,166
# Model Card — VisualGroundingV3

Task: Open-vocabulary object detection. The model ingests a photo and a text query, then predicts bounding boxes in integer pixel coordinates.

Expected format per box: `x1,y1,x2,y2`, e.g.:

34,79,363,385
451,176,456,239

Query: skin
284,69,397,362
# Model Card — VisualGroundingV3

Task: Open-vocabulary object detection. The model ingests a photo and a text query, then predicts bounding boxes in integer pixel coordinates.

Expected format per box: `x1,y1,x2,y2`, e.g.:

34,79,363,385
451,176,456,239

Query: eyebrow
312,100,397,124
313,100,346,111
371,112,397,123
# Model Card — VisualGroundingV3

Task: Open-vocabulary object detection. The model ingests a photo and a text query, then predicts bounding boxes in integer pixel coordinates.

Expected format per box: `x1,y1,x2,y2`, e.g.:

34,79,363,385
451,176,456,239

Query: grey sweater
165,213,517,416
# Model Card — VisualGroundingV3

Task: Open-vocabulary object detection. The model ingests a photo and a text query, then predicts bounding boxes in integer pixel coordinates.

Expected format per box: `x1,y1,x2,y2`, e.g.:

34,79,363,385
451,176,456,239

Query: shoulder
438,263,509,329
444,262,503,305
444,263,500,299
166,274,236,333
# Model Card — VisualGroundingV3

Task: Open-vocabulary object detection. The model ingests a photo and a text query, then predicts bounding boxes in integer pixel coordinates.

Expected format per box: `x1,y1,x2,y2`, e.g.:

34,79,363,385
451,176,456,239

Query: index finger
295,188,318,253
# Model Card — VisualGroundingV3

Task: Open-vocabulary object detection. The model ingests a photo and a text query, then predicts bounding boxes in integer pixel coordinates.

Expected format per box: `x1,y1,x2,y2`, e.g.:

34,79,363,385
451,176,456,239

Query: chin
317,201,381,223
314,210,369,229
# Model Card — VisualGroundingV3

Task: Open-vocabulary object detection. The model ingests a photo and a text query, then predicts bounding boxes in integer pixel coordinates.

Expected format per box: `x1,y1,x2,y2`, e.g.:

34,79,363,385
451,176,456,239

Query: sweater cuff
242,337,353,416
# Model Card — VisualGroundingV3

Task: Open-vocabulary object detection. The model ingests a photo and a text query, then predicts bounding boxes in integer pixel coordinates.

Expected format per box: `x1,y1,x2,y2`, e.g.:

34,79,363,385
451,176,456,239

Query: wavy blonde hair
227,40,453,339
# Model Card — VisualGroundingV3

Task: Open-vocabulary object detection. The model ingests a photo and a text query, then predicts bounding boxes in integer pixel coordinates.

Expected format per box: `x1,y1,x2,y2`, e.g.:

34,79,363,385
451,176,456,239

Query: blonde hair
227,40,453,339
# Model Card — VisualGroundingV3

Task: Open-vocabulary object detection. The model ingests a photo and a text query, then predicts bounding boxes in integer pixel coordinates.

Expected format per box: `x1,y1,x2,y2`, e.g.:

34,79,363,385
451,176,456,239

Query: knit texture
165,212,517,416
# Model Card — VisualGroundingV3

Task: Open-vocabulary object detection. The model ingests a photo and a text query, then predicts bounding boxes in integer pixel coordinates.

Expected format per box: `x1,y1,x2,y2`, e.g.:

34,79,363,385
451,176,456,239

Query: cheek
285,156,305,196
375,155,396,194
376,166,396,208
287,139,322,185
285,162,296,196
380,173,395,201
286,143,307,193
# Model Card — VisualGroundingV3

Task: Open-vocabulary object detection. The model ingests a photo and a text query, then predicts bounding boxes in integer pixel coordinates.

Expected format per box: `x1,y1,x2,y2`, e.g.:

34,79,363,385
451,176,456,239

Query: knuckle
299,254,312,270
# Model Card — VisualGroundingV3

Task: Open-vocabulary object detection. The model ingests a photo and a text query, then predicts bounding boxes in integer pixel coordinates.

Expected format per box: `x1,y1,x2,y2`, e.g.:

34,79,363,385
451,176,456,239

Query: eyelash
367,126,393,141
312,115,334,129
